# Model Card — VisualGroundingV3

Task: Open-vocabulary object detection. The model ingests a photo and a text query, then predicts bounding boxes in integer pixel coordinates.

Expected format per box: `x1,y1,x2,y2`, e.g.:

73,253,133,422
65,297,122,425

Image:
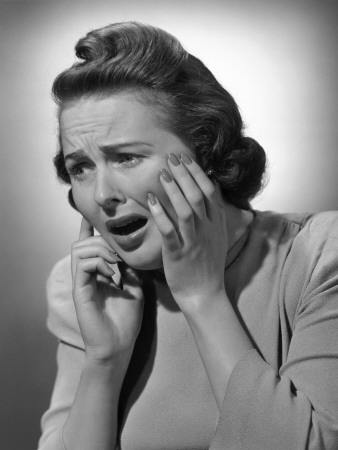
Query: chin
120,248,163,271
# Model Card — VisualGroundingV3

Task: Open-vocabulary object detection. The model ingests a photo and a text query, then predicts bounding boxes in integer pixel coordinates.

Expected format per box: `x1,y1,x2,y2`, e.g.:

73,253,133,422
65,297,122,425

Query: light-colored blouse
38,210,338,449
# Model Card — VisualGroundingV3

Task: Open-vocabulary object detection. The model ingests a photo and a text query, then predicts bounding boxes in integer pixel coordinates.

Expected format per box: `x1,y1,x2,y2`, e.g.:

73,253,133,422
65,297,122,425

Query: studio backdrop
0,1,337,449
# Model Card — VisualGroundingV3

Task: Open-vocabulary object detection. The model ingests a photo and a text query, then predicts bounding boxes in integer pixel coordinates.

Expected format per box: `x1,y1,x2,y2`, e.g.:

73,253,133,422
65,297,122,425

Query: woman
38,22,338,450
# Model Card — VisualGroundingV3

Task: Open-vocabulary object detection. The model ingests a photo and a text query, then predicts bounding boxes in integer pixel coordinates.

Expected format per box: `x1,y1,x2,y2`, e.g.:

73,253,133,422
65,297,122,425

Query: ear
68,188,78,211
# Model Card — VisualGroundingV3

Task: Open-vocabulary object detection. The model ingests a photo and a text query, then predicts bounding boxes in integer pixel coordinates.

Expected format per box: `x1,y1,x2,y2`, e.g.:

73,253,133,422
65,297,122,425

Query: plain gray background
1,0,337,448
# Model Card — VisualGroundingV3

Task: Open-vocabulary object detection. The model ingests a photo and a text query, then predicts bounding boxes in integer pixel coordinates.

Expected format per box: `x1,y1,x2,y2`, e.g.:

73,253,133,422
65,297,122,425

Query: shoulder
285,211,338,262
253,210,338,324
275,211,338,316
46,255,84,349
293,211,338,289
47,254,72,291
298,210,338,241
252,209,338,295
252,209,338,245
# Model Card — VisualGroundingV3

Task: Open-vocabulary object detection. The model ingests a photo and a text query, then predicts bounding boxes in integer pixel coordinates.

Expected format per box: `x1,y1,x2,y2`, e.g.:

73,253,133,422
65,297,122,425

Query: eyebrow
64,141,154,163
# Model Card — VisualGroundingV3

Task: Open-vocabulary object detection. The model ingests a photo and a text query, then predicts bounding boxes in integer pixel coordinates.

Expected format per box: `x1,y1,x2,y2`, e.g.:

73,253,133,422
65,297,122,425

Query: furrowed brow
64,150,88,163
99,142,154,154
64,142,154,163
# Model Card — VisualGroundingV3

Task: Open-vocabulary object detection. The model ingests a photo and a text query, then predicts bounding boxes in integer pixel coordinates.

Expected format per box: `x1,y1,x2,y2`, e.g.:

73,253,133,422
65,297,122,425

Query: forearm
62,356,127,450
183,292,253,411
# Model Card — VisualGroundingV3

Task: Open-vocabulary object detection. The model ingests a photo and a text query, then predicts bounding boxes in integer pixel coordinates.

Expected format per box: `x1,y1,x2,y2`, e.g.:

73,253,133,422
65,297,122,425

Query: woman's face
60,91,192,270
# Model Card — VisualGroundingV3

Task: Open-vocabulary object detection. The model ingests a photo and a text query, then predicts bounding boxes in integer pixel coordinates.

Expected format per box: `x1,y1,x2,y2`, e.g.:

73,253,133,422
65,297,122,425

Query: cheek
71,186,96,221
127,168,164,204
125,170,178,227
137,173,175,215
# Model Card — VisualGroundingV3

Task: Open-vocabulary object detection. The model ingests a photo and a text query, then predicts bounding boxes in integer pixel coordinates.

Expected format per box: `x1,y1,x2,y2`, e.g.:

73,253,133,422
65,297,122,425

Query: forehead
59,91,168,136
59,91,186,155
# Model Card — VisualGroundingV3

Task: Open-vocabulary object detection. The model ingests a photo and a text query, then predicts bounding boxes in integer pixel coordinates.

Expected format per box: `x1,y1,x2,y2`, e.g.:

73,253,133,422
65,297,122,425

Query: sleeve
37,342,84,450
210,234,338,450
37,256,85,450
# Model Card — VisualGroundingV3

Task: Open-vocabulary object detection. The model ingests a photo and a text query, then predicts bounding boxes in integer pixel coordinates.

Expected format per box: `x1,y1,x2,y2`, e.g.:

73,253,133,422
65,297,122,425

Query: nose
94,167,125,209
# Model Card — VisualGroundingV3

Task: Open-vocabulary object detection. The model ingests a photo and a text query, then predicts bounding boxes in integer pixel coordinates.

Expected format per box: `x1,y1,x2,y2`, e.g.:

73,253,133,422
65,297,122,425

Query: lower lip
110,221,149,251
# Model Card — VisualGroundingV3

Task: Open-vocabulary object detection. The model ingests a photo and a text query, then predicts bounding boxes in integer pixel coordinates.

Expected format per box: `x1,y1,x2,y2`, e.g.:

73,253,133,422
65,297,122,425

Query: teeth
111,218,147,236
113,219,137,229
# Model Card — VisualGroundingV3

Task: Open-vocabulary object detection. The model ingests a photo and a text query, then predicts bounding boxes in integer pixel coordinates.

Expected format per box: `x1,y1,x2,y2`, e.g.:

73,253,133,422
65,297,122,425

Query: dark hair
53,22,266,209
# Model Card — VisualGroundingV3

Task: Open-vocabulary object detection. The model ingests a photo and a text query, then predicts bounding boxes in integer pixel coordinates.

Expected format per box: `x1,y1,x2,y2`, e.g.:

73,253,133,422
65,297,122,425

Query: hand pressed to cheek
148,155,228,308
150,153,208,242
159,153,224,242
159,167,198,244
167,153,209,221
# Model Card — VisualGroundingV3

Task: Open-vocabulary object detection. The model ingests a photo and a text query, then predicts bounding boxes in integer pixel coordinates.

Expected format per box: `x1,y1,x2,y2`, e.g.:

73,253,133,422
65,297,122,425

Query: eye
118,153,140,167
67,163,92,181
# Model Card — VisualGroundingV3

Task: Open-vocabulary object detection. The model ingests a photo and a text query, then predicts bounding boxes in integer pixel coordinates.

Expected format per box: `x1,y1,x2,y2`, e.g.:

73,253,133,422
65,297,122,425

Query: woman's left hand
148,153,228,313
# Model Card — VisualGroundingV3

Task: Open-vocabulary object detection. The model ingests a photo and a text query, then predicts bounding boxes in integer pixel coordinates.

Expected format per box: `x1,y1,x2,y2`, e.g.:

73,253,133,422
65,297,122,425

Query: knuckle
179,208,193,223
205,187,216,200
162,225,176,238
71,247,83,261
152,207,163,218
191,193,204,206
180,171,191,181
71,241,79,251
206,184,216,196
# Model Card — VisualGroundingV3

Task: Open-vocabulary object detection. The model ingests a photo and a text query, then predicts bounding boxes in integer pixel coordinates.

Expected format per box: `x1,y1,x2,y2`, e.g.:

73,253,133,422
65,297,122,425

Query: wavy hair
53,22,266,209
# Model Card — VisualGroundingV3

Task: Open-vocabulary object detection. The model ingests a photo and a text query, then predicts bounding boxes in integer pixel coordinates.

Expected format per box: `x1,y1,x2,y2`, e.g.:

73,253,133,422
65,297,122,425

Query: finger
71,241,122,279
147,192,181,251
79,216,94,241
180,154,218,219
159,168,197,241
72,236,122,261
167,153,208,220
72,244,118,265
71,233,122,279
73,257,115,293
180,153,217,198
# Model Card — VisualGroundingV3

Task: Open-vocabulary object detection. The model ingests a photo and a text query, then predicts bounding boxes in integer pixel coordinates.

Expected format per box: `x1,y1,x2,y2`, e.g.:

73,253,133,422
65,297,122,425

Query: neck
223,201,254,251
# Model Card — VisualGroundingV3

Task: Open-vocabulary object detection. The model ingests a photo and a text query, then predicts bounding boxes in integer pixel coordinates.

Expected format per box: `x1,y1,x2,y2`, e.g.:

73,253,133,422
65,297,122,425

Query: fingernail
148,192,157,205
160,168,172,183
109,250,122,261
180,153,193,165
106,264,115,275
168,153,180,166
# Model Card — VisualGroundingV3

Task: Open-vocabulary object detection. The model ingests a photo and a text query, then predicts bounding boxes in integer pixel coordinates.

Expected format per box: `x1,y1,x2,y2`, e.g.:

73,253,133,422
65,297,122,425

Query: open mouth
110,218,148,236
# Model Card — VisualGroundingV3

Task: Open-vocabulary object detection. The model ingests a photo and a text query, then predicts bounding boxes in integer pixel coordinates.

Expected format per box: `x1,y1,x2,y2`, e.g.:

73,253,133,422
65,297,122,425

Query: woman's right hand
71,217,144,365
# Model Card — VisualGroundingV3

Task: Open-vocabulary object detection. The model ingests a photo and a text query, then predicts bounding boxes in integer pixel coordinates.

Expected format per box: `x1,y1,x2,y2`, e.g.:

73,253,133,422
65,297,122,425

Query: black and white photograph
1,1,338,449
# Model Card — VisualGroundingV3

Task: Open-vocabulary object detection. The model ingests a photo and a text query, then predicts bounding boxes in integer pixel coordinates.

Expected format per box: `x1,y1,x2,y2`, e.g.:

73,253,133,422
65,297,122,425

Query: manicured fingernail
168,153,180,166
148,192,157,205
160,168,172,183
109,250,122,261
106,264,115,275
180,153,193,165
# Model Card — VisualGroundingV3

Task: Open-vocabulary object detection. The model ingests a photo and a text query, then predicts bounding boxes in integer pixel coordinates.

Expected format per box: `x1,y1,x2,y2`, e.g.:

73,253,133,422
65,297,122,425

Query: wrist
84,338,136,365
84,349,133,381
179,289,229,318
